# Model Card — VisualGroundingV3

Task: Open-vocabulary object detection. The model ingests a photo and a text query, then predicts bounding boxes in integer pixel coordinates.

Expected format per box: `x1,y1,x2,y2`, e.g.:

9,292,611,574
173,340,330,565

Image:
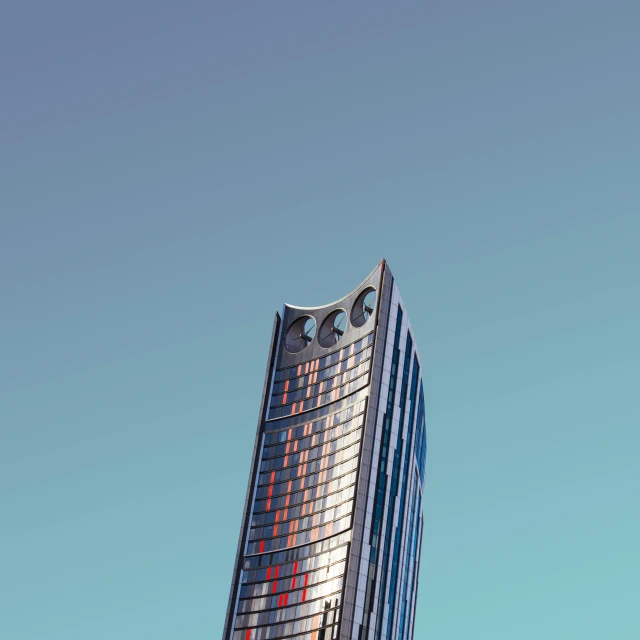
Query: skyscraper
223,260,427,640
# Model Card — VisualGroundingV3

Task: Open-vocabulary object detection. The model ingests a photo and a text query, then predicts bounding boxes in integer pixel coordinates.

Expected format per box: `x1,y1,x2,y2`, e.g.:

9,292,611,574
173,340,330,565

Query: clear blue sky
1,2,639,639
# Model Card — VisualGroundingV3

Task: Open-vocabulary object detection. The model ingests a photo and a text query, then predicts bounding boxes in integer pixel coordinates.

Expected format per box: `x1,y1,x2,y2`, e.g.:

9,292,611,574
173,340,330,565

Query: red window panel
273,581,278,593
275,566,279,578
302,589,307,602
266,499,271,511
291,577,296,590
259,541,264,553
293,562,299,574
304,573,309,586
266,567,271,580
245,630,251,640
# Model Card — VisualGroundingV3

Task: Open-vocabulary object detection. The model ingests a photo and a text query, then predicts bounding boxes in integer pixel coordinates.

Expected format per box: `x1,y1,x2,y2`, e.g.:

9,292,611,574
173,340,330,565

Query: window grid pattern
235,331,376,640
264,389,369,432
261,413,363,463
386,353,420,639
374,331,413,640
408,515,424,640
361,307,403,636
268,373,370,420
415,385,427,485
397,473,419,640
271,351,372,407
274,333,374,383
272,345,373,396
226,275,428,640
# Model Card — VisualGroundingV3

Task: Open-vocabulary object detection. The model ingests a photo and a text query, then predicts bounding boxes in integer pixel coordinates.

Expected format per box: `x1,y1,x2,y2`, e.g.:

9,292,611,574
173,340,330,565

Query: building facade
223,260,427,640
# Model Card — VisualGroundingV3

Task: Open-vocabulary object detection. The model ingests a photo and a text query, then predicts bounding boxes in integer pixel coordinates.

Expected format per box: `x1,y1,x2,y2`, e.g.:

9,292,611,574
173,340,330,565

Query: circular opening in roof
351,287,377,327
285,315,316,353
318,309,348,348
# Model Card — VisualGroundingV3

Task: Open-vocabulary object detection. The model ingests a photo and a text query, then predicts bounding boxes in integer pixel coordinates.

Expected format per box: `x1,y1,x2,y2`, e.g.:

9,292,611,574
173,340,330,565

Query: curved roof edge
284,259,386,311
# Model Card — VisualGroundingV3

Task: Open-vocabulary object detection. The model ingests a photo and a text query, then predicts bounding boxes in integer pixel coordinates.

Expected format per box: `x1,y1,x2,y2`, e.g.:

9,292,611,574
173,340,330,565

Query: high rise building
223,260,427,640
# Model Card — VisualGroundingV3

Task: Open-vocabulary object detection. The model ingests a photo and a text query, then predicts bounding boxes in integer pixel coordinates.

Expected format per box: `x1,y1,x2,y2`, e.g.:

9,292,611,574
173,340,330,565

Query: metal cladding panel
222,261,427,640
339,262,394,640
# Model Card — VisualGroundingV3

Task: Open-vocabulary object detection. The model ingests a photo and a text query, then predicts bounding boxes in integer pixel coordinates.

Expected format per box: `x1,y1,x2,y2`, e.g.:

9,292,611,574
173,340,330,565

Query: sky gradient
2,2,639,639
